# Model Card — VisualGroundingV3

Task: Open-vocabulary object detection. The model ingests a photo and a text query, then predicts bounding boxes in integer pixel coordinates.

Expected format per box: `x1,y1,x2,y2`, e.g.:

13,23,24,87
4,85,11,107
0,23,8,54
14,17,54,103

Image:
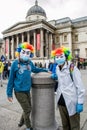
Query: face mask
55,54,66,66
55,58,65,66
21,55,29,62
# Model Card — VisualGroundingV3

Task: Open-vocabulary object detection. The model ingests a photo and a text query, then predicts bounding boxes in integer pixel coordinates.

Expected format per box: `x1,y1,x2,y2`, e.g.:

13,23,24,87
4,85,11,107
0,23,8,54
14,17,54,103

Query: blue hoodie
7,59,48,97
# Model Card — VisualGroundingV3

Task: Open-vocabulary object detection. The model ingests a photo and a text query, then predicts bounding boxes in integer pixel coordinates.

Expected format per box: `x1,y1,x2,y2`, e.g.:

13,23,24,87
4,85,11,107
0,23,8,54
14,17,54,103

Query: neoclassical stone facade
2,20,55,61
2,0,87,62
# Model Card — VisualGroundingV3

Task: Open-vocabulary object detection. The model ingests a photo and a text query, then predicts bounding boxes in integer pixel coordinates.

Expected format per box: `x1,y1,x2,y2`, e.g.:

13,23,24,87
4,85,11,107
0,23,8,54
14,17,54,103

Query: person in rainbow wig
6,42,49,130
51,46,85,130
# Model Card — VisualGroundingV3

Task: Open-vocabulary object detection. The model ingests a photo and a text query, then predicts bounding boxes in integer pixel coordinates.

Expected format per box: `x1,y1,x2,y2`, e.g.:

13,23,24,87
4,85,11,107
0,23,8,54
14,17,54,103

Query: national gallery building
2,0,87,62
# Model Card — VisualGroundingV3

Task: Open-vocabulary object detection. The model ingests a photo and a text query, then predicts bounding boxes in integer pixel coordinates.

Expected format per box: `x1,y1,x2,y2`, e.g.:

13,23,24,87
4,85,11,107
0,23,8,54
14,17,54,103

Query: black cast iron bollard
31,72,58,130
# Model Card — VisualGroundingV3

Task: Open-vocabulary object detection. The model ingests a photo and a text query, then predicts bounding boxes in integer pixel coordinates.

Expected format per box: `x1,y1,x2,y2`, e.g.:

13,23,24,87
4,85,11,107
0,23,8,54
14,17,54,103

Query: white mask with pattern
20,49,31,62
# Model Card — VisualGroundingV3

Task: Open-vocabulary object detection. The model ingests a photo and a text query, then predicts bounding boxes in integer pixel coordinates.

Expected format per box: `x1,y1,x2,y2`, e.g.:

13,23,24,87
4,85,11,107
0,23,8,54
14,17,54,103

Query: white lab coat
56,62,85,116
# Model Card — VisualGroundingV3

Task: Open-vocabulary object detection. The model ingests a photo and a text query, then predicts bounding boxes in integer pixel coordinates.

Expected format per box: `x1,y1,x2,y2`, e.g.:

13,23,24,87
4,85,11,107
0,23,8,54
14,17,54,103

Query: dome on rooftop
26,0,46,20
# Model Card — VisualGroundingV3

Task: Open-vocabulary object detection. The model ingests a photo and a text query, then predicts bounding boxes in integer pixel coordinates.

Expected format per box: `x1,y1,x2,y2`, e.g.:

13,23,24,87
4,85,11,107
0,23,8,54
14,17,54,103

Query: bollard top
32,72,56,85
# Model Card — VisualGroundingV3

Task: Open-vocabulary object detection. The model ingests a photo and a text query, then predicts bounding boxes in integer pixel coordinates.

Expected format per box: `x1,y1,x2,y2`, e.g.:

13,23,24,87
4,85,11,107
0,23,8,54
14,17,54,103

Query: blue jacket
49,63,58,80
49,62,57,73
7,59,48,97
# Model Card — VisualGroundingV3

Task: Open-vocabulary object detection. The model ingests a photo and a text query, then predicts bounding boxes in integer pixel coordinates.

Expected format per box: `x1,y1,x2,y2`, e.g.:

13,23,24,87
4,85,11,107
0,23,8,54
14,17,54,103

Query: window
75,35,78,41
74,49,80,58
56,36,59,43
64,35,67,42
37,16,39,19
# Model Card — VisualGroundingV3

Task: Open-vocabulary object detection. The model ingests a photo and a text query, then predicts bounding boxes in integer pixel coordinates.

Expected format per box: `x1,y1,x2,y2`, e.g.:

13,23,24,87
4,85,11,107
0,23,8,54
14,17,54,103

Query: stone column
27,31,30,43
45,31,49,58
68,32,72,54
51,34,53,51
31,72,57,130
49,33,53,53
16,34,19,48
11,36,14,60
22,33,24,43
40,29,44,57
5,38,10,60
33,30,36,57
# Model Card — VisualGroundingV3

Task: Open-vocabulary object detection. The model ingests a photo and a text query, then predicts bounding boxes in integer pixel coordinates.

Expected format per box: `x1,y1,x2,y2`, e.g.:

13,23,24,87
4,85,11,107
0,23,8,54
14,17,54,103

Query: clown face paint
20,49,31,62
55,53,66,66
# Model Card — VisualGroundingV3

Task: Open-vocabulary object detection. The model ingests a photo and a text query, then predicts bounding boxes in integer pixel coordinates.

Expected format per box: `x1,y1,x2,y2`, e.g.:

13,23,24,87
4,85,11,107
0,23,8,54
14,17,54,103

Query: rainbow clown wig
51,46,72,61
15,42,34,58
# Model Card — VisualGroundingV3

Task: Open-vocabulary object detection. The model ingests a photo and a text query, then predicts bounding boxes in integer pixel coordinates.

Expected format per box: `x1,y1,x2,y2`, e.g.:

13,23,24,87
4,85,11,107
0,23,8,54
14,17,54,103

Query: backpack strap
18,59,30,70
69,63,74,81
18,59,20,69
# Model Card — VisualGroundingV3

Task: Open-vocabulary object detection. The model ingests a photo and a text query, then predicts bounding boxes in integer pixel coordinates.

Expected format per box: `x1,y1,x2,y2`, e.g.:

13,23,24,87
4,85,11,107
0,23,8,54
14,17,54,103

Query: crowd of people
0,58,11,87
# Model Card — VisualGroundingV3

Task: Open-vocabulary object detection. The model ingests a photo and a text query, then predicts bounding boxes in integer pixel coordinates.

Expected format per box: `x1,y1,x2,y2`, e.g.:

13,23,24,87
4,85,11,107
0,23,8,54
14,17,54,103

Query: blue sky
0,0,87,38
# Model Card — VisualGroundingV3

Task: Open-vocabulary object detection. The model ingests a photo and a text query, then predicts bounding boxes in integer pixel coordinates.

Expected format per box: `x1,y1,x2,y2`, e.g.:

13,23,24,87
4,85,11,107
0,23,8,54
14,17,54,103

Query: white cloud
0,0,87,38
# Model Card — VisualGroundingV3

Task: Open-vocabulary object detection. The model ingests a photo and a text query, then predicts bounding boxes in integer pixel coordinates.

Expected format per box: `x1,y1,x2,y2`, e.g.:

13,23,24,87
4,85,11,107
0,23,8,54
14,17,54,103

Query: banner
52,43,55,50
5,39,8,54
37,34,40,50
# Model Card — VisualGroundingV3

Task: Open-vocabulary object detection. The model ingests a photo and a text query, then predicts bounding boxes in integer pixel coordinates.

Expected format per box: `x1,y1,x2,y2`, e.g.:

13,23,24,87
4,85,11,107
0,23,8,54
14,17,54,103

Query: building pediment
2,20,55,37
2,20,55,35
2,21,34,34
